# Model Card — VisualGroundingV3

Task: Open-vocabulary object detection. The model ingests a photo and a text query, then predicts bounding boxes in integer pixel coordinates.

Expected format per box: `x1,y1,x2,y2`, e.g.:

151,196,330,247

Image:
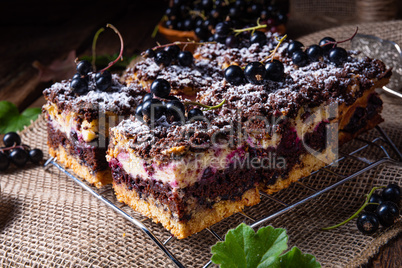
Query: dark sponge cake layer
47,121,109,173
110,158,259,222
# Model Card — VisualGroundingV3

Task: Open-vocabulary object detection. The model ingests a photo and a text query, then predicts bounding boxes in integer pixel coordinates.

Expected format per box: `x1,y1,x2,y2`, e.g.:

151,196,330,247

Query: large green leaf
273,247,321,268
0,101,41,134
211,223,288,268
211,224,321,268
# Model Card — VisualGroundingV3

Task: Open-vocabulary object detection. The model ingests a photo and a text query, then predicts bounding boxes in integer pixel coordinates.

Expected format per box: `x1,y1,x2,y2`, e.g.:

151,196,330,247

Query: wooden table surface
0,1,400,267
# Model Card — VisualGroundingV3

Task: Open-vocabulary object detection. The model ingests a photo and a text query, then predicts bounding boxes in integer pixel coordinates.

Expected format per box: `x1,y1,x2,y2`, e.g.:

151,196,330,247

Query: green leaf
0,101,41,134
0,100,19,119
21,107,42,121
273,247,321,268
211,223,288,268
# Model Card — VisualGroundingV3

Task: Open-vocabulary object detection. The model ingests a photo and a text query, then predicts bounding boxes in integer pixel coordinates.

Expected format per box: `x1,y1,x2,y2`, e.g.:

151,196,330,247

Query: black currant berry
376,201,400,227
244,62,266,85
166,100,185,123
214,0,227,8
204,18,217,30
187,108,204,121
195,27,209,40
0,152,9,171
287,41,304,56
165,45,181,60
250,31,267,46
235,0,246,9
72,73,82,80
76,60,92,75
292,51,309,67
143,48,156,58
135,103,144,122
356,212,379,235
260,9,271,20
214,33,226,44
3,132,21,147
382,184,401,205
165,7,179,20
71,78,89,95
178,51,193,66
215,22,231,36
183,18,194,31
154,51,172,66
176,21,184,31
319,37,336,54
164,95,180,102
201,0,213,9
29,149,43,164
364,193,383,213
9,148,28,167
225,35,240,48
142,93,153,103
96,70,112,91
329,47,348,65
142,99,165,121
165,20,176,29
306,44,323,62
229,6,241,18
224,65,245,85
150,79,171,98
265,60,284,81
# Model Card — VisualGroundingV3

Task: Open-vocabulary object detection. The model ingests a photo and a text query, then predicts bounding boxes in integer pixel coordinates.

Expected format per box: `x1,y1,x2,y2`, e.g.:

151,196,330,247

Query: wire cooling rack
43,126,402,268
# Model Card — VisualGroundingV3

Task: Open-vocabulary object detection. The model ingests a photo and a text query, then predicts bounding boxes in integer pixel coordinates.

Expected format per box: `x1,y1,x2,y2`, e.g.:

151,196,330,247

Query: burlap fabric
287,0,400,38
1,22,402,268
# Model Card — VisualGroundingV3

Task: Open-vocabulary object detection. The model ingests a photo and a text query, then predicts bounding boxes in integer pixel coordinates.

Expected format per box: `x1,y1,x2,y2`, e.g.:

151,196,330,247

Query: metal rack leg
44,158,185,268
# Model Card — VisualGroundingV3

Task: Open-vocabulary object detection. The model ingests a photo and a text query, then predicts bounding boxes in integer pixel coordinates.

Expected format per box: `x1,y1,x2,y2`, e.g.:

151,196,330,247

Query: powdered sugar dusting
113,35,390,159
43,72,146,116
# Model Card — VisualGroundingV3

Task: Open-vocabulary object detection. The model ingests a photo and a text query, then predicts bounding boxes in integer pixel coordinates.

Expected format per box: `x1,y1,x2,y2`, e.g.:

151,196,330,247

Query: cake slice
43,72,146,188
107,36,391,238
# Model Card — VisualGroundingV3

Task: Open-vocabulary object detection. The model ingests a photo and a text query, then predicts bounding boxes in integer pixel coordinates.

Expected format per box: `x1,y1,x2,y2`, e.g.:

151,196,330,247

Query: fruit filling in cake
43,62,146,188
107,34,391,239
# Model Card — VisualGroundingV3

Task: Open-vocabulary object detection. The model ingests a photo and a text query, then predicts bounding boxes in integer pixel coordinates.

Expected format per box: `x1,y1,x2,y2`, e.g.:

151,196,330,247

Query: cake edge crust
113,182,260,239
49,145,112,188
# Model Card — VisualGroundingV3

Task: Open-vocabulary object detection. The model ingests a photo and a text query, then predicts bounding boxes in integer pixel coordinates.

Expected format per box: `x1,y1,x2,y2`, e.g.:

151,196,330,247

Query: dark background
1,0,402,111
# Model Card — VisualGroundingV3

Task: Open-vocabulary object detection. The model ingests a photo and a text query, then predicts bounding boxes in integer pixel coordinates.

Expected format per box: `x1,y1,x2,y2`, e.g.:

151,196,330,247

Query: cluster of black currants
0,132,43,171
135,78,204,125
213,21,273,49
163,0,288,41
288,37,349,67
224,59,284,85
70,60,113,96
356,184,400,235
143,45,194,67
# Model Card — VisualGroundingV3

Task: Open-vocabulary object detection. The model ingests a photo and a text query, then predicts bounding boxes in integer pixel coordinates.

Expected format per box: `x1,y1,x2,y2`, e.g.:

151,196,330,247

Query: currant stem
184,99,226,111
99,24,124,73
148,41,216,52
321,27,359,48
189,10,206,21
233,18,267,36
0,144,30,153
91,27,105,71
262,34,287,63
321,186,386,231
